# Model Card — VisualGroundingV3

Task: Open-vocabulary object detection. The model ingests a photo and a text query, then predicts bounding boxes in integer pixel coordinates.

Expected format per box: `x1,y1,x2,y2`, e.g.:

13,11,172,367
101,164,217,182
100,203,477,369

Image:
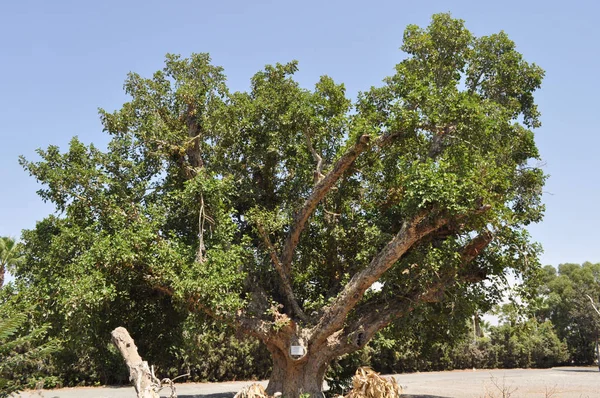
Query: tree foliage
17,14,545,396
533,262,600,364
0,286,58,397
485,303,569,369
0,237,24,287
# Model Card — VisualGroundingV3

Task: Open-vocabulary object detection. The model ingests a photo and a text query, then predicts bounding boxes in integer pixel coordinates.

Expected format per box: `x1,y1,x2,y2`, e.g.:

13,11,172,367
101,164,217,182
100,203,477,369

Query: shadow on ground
402,395,450,398
553,368,599,373
177,395,450,398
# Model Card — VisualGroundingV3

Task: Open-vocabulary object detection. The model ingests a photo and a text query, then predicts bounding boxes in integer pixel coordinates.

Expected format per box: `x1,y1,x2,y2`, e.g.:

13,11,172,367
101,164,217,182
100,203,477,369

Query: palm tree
0,237,23,288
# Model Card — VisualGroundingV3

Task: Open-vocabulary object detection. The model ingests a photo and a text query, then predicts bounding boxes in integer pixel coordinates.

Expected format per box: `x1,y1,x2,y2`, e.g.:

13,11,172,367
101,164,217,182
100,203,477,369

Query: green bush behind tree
0,261,588,389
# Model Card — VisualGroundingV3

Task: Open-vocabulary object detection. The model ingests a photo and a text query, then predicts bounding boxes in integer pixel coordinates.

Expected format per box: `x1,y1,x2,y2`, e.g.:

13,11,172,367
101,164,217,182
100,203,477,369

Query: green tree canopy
18,14,545,397
533,262,600,364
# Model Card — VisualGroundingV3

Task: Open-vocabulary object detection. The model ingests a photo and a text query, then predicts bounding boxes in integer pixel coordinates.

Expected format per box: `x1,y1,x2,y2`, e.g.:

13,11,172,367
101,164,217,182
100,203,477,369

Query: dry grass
481,375,518,398
233,383,269,398
342,367,402,398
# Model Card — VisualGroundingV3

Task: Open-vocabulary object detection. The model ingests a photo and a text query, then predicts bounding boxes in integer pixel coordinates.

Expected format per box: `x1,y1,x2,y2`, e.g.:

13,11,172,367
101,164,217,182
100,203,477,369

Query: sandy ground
17,367,600,398
394,367,599,397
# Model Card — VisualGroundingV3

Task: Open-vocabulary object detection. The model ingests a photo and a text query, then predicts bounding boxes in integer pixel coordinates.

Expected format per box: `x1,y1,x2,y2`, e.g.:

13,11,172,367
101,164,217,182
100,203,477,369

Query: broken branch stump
111,326,160,398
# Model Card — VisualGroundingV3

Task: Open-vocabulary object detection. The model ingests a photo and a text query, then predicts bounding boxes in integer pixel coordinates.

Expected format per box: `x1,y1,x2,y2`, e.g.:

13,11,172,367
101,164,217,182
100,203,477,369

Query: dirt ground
17,367,600,398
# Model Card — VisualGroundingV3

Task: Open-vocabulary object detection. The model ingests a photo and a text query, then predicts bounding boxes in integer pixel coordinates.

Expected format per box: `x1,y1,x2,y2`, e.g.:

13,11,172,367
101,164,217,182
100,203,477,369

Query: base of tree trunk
265,350,328,398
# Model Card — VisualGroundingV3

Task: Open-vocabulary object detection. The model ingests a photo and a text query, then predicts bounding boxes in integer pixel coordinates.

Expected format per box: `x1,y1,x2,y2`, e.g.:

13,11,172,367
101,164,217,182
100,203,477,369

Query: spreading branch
280,134,371,272
308,209,450,346
148,282,283,347
461,229,494,265
280,130,404,273
328,229,494,357
256,224,309,322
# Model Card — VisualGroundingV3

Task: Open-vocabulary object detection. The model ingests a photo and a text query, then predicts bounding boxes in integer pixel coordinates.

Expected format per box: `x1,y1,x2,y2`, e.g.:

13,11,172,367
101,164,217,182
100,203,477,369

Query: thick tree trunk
111,327,159,398
265,348,329,398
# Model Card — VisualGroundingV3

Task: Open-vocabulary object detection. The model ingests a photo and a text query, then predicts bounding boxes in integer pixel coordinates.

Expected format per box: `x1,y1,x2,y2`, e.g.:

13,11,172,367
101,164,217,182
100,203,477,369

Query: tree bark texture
111,327,159,398
265,345,329,398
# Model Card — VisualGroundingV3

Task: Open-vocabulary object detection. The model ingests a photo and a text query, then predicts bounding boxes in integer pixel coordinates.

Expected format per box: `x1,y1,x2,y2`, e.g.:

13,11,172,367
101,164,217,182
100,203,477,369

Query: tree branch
279,134,371,272
280,130,403,273
461,229,494,264
328,229,494,357
186,292,296,350
147,281,284,347
256,224,309,322
308,209,451,347
586,294,600,317
304,130,324,183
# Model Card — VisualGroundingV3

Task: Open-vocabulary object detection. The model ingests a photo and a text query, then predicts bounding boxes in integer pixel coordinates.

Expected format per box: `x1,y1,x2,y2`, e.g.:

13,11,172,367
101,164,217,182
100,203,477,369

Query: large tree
20,14,545,397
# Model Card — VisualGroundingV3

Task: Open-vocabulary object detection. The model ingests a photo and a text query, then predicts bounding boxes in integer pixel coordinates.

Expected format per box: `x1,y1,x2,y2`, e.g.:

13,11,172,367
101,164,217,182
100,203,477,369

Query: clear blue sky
0,0,598,267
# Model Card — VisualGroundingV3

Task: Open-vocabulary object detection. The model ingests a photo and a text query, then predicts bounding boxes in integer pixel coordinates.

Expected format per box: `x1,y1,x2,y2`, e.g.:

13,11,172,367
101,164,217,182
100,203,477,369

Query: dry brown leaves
342,367,402,398
233,383,269,398
233,367,401,398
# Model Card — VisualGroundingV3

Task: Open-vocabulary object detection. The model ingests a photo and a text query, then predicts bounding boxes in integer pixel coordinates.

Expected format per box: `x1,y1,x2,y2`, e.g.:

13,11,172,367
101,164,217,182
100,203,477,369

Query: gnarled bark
265,345,329,398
